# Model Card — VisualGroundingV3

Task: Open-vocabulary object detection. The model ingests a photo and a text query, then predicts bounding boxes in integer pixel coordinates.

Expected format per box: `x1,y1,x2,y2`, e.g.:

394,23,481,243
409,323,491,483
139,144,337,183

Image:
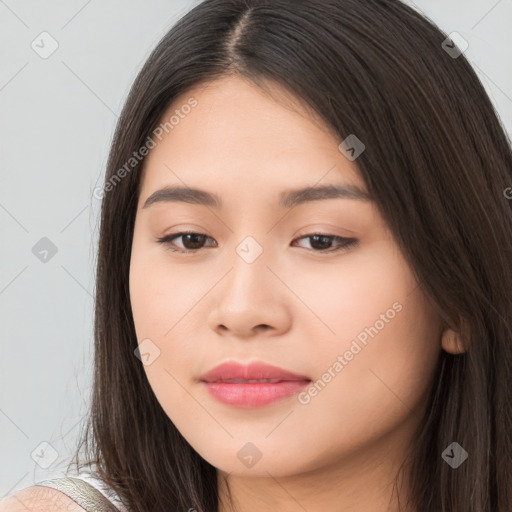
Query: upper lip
200,361,311,383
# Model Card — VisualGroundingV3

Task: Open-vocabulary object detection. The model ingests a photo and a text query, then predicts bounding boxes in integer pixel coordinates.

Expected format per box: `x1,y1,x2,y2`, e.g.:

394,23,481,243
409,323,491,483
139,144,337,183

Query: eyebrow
142,183,371,210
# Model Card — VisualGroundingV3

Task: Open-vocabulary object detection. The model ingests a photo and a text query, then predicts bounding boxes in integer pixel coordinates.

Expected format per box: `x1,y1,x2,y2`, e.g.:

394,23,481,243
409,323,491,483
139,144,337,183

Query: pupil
184,233,205,249
311,235,331,250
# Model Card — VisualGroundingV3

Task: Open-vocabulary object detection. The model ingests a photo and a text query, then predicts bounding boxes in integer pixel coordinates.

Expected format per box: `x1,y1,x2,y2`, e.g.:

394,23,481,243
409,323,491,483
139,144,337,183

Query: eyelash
155,231,358,255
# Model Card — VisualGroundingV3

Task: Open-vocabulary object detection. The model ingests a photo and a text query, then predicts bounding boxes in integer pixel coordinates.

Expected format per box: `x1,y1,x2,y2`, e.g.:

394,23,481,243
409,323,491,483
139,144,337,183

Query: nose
207,246,292,340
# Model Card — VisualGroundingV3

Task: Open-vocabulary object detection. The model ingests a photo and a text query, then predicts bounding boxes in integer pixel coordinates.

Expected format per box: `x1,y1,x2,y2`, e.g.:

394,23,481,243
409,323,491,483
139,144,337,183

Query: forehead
139,75,365,197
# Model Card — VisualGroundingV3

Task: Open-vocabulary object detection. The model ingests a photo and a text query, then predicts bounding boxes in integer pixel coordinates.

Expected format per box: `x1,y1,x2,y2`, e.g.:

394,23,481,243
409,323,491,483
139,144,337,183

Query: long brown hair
69,0,512,510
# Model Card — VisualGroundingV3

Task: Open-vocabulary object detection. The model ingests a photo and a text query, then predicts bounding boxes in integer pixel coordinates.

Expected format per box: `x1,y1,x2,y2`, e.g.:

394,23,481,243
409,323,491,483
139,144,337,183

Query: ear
441,327,466,354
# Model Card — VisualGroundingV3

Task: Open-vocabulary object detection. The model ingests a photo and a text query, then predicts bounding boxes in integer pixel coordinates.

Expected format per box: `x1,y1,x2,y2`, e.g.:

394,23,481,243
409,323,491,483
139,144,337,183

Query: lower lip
202,380,311,408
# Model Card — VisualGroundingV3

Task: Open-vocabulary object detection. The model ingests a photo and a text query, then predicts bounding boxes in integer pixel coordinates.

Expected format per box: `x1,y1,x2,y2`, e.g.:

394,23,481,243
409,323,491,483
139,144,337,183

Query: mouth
200,376,312,408
201,378,297,383
199,360,312,408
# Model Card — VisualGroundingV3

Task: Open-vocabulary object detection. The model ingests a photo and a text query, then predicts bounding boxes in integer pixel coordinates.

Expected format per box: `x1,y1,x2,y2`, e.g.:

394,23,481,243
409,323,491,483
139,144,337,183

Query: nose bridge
208,231,290,336
223,210,287,294
224,233,271,301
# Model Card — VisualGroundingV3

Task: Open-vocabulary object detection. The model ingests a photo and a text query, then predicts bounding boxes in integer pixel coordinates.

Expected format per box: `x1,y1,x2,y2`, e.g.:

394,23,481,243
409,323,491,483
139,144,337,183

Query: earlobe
441,327,466,354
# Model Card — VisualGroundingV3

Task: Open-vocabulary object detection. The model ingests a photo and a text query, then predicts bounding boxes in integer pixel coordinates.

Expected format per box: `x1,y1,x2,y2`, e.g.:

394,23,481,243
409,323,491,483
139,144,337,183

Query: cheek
302,297,441,451
288,239,415,343
129,233,194,340
297,240,442,414
129,236,207,405
129,259,199,428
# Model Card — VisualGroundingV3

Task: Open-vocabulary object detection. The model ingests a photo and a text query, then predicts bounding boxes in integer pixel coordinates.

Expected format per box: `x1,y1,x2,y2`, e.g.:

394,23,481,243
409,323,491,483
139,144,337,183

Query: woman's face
129,75,445,479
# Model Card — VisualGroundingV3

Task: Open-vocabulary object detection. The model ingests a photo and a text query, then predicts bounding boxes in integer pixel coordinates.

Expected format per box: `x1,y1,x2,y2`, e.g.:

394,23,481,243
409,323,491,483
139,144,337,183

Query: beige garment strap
35,476,120,512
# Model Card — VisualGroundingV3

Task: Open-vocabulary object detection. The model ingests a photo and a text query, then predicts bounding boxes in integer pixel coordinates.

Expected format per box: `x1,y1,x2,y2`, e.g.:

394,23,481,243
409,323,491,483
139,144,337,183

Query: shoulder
0,484,86,511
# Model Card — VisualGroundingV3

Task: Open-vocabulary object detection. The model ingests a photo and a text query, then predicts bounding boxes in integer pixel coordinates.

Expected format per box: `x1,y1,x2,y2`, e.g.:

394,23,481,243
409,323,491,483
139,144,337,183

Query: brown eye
156,232,358,255
156,232,216,252
292,234,358,253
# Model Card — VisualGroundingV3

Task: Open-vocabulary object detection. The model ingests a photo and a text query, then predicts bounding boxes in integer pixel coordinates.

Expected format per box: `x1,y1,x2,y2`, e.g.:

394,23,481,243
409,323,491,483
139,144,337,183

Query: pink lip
199,361,311,408
200,361,310,382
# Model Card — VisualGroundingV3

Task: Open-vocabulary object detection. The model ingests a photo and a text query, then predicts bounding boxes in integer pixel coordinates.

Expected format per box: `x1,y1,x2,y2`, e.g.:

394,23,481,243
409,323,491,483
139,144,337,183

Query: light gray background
1,0,511,497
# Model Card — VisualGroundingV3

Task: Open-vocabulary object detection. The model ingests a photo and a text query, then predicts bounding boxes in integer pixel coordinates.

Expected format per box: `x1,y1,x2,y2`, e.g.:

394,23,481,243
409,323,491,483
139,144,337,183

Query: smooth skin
128,75,465,512
3,74,464,512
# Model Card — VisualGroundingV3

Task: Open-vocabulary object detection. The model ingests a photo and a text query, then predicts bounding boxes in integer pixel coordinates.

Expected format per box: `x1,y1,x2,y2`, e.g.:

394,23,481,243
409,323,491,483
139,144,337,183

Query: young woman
3,0,511,511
